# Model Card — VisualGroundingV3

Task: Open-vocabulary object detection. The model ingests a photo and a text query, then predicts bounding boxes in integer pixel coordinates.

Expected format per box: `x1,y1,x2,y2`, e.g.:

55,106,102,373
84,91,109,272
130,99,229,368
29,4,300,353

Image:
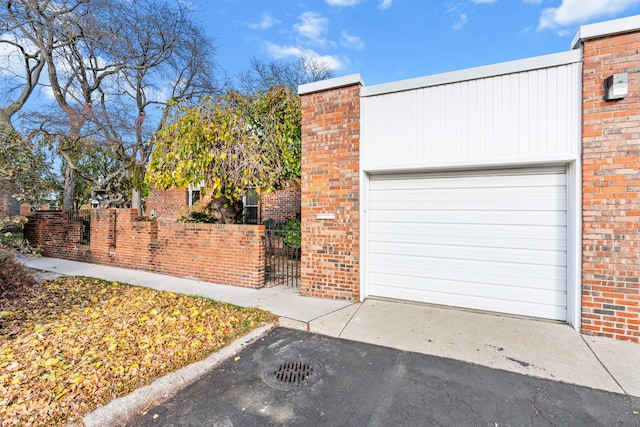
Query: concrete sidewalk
22,256,640,398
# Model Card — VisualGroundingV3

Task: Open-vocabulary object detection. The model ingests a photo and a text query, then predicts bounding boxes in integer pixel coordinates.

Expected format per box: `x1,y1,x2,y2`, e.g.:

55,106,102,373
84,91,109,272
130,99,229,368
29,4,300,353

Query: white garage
359,50,582,325
366,167,567,320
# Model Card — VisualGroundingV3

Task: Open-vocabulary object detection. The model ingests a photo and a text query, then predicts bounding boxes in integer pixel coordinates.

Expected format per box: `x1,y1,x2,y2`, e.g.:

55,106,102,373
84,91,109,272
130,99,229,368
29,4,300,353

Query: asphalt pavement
125,328,640,427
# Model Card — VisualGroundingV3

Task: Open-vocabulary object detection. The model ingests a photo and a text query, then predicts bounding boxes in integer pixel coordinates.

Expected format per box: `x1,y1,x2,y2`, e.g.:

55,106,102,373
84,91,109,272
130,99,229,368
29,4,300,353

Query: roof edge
361,50,581,98
572,15,640,49
298,73,365,95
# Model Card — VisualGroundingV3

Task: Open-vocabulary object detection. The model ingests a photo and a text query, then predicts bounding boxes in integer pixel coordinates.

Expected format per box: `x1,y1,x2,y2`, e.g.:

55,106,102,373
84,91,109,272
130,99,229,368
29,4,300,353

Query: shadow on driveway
126,328,640,426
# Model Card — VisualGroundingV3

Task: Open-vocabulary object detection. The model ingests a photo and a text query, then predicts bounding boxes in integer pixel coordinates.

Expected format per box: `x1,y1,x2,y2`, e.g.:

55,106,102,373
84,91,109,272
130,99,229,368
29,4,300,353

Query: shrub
177,210,219,224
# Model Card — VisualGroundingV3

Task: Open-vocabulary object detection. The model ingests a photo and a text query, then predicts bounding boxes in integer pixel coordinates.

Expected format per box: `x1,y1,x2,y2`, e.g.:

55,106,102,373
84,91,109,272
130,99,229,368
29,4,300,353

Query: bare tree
5,0,221,211
236,56,334,95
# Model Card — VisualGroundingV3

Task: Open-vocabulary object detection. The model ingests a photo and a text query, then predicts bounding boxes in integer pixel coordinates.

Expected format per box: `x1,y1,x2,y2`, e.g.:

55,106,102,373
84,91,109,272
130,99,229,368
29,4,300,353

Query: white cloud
378,0,393,10
453,13,468,30
294,12,329,44
538,0,640,30
247,13,280,30
340,31,365,50
325,0,362,6
262,41,347,70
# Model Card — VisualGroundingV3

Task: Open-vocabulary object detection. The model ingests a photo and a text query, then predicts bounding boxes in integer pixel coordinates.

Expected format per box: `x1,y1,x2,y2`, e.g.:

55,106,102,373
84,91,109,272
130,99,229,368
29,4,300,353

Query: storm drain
263,359,323,389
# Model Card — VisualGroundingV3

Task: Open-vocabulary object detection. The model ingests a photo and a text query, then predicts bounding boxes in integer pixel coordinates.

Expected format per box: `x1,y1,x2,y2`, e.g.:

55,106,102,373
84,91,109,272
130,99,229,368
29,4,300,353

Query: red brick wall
145,188,187,222
24,211,91,261
25,209,265,289
581,32,640,342
300,83,361,301
260,183,301,222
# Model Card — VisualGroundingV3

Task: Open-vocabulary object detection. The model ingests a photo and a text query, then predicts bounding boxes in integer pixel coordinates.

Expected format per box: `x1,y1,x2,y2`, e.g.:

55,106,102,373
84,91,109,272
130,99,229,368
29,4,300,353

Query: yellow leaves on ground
0,277,276,426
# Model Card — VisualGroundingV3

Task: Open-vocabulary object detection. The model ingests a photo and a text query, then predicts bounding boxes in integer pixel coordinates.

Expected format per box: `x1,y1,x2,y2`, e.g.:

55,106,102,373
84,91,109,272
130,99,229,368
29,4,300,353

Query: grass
0,275,277,426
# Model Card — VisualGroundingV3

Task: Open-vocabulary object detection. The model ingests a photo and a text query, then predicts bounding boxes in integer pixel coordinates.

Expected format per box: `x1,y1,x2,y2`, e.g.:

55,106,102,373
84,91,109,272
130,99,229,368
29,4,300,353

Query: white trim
359,170,369,302
572,15,640,49
362,155,580,175
566,160,582,330
361,50,582,97
298,73,365,95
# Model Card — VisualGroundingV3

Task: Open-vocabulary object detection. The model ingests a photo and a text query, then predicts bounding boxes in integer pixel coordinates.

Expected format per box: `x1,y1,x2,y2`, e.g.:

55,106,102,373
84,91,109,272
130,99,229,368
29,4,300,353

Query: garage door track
126,328,639,426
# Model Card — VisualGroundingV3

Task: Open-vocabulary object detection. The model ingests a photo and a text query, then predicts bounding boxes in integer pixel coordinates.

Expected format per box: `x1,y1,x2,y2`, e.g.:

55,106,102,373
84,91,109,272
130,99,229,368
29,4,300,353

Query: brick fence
24,209,265,288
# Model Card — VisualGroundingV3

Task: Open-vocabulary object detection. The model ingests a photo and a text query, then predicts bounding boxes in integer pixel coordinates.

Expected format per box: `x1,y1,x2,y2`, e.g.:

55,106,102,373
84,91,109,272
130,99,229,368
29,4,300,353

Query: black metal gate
68,209,91,244
264,226,301,287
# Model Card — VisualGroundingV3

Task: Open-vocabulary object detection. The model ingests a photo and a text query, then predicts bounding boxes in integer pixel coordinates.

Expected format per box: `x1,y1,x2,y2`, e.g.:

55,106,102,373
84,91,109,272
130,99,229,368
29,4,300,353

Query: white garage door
367,167,567,320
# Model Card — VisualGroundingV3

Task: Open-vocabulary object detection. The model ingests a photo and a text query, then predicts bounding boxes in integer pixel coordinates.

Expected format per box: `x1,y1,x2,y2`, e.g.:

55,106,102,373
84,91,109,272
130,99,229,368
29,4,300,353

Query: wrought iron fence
68,209,91,244
264,227,300,287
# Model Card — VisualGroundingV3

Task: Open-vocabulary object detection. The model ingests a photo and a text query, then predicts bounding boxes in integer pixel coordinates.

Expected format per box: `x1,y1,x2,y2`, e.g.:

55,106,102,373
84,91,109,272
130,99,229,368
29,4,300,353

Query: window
188,183,203,206
189,189,200,206
244,188,259,224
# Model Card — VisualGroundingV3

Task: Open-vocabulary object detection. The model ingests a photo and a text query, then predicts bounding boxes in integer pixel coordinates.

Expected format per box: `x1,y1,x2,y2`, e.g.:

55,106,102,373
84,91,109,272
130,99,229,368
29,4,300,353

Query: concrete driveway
125,328,640,426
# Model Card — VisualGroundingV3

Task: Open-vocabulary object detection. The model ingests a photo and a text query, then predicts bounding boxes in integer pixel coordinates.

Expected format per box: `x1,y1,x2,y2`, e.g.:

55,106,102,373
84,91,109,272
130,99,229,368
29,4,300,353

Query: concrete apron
296,298,640,398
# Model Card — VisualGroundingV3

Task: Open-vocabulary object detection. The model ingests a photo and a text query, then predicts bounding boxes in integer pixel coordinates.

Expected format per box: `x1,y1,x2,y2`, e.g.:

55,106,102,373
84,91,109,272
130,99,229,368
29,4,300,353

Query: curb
81,323,275,427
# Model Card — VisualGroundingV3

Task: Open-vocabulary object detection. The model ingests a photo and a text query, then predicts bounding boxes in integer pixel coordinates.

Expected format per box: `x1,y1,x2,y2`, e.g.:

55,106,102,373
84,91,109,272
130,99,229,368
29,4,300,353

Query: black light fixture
604,73,628,100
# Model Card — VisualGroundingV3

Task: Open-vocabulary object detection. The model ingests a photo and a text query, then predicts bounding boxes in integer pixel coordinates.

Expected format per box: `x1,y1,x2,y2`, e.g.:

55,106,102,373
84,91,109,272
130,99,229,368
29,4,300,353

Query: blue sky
192,0,640,87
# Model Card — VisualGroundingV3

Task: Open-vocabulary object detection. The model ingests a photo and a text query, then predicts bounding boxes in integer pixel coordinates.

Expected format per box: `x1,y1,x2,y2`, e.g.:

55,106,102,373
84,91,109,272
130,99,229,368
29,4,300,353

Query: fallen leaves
0,276,276,426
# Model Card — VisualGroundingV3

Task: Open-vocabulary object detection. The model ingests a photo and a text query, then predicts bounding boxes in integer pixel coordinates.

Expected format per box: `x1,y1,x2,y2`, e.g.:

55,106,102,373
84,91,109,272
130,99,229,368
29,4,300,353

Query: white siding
361,52,582,171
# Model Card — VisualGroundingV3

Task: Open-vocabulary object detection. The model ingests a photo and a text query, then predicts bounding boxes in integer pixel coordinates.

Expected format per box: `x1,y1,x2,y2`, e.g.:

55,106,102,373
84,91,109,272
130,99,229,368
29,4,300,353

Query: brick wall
581,32,640,342
25,209,265,289
24,211,91,261
260,182,301,222
299,81,361,301
145,188,187,222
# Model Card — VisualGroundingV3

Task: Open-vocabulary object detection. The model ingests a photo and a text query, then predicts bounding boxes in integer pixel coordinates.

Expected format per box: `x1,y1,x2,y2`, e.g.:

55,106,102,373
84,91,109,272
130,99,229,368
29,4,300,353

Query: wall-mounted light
605,73,628,101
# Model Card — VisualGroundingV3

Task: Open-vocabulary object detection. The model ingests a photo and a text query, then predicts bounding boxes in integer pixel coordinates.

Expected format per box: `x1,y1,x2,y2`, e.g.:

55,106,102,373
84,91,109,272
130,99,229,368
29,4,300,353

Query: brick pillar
580,28,640,342
299,76,363,300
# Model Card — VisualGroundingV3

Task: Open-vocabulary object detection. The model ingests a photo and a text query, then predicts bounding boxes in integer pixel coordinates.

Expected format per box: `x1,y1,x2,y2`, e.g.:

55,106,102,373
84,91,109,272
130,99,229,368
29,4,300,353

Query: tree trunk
131,187,142,216
2,194,20,216
207,196,244,224
62,165,75,212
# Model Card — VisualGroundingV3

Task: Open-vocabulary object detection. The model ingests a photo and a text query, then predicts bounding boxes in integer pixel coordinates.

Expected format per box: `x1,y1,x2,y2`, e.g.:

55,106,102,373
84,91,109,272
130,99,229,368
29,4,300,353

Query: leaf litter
0,276,276,426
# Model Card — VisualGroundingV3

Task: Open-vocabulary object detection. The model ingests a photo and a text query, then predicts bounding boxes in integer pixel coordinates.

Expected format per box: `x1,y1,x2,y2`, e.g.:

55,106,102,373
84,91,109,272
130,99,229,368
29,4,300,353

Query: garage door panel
370,210,566,226
368,280,567,320
370,197,566,211
366,168,568,321
370,186,566,203
369,230,565,251
369,222,566,243
368,241,566,266
368,254,566,289
368,273,567,307
369,171,566,190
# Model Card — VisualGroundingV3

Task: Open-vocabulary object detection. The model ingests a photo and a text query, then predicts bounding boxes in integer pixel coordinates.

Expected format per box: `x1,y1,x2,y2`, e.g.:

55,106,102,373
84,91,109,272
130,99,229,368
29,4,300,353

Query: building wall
361,51,582,171
260,183,301,222
25,209,265,289
581,31,640,342
145,188,187,222
146,186,301,224
299,79,362,300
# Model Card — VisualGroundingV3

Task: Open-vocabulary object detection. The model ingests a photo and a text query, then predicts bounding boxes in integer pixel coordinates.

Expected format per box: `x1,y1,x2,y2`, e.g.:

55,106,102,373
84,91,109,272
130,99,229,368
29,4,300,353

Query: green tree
147,86,301,223
4,0,221,211
0,129,58,213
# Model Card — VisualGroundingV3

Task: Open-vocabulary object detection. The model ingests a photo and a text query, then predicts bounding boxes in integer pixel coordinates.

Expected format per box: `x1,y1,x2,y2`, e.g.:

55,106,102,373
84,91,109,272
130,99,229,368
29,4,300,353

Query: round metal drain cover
263,359,323,389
